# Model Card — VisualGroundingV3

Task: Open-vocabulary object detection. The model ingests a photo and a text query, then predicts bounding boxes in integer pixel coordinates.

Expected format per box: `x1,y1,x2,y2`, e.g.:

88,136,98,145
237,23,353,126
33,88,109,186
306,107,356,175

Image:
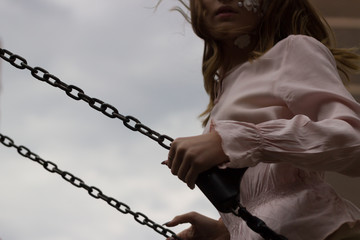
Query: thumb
164,212,198,227
164,218,180,227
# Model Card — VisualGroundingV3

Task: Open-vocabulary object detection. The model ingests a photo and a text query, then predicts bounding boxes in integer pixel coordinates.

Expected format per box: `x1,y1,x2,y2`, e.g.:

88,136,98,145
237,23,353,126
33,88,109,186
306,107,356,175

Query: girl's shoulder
228,35,335,80
268,34,334,62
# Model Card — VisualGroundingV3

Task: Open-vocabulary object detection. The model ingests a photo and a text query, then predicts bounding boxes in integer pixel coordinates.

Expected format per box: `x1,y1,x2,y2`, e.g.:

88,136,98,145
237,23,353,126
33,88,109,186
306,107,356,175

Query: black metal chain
0,47,287,240
0,48,173,151
0,133,182,240
232,205,288,240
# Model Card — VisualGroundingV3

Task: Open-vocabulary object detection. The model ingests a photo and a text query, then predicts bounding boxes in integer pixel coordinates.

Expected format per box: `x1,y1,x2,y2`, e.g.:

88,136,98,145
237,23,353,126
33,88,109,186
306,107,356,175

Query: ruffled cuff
212,120,263,169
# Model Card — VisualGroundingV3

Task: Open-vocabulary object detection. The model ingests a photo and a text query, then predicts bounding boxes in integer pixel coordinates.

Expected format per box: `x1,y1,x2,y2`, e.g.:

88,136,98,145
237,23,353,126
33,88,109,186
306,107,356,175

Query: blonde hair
158,0,360,127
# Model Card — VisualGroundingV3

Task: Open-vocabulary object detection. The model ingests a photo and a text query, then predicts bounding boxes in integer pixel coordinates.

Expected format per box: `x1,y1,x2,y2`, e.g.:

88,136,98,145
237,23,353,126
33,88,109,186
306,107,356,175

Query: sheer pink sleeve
214,36,360,177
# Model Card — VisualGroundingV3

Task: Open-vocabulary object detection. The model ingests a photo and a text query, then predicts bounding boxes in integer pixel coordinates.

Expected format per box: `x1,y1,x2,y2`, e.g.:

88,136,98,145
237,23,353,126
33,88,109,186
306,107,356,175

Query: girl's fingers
185,167,197,190
177,159,191,182
165,212,199,227
167,147,175,168
161,160,169,166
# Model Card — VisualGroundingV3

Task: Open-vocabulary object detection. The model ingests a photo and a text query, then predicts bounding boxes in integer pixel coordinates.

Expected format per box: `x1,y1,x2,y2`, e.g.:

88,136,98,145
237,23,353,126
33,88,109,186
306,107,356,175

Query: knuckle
171,168,178,175
191,158,202,168
172,137,185,147
170,139,179,149
186,149,196,159
177,143,187,154
188,211,198,219
178,175,185,182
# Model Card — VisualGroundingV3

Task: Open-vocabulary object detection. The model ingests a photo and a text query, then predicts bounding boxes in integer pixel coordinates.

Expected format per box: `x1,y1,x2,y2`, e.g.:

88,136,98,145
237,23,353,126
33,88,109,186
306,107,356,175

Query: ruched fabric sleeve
214,36,360,177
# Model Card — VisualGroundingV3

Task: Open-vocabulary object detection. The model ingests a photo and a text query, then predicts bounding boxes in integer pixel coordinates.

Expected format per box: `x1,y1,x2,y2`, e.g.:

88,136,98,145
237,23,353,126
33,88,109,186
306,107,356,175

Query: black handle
196,167,247,213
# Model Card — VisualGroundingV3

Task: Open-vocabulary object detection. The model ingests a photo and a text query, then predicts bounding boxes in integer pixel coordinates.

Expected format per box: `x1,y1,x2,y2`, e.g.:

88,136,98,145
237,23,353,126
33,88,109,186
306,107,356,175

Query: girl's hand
165,212,230,240
165,131,229,189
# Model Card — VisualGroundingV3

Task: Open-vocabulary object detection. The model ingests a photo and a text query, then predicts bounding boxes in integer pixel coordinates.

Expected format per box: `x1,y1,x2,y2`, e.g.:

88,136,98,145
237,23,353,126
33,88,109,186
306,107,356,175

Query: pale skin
163,0,261,239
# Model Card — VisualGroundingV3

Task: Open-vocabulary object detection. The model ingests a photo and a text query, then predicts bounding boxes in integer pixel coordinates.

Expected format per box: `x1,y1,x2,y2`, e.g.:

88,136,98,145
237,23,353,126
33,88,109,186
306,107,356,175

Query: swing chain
232,205,288,240
1,47,290,240
0,133,182,240
0,48,173,150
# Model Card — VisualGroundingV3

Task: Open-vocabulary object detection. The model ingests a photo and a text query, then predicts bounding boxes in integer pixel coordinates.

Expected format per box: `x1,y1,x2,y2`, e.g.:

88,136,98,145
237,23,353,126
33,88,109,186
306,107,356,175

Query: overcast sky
0,1,221,239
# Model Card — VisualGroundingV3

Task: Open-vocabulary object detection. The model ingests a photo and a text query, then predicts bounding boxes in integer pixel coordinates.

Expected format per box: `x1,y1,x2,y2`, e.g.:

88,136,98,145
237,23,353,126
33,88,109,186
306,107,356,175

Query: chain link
0,133,181,240
232,205,288,240
0,47,289,240
0,47,174,150
0,47,181,239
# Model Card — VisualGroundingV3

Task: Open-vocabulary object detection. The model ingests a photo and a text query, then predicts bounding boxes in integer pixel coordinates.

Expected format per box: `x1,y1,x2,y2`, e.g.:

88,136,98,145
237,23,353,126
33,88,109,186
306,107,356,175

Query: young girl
161,0,360,239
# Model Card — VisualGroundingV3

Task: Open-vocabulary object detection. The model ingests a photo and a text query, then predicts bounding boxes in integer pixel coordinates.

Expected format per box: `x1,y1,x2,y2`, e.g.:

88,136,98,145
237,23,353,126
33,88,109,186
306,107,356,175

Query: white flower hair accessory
234,35,251,49
238,0,260,13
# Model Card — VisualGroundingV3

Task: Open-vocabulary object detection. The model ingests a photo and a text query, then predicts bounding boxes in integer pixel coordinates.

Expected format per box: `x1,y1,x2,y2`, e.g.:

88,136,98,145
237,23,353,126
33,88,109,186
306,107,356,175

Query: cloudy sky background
0,1,220,239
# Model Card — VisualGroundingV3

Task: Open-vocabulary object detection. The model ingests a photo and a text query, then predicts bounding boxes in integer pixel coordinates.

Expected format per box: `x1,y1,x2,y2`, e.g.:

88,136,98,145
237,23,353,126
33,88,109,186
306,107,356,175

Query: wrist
217,218,230,239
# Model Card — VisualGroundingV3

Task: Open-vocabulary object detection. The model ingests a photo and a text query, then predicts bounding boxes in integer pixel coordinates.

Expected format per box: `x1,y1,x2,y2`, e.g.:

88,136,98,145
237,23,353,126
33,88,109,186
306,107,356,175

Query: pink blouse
206,35,360,239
